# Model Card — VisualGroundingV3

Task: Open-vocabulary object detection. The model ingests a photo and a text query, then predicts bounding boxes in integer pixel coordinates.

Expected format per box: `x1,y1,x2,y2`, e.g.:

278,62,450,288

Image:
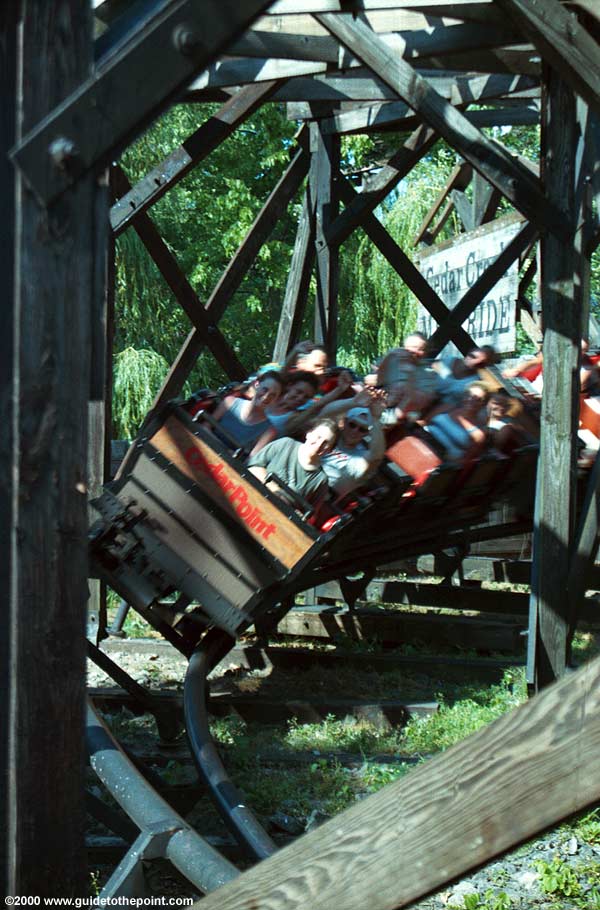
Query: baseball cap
346,407,371,428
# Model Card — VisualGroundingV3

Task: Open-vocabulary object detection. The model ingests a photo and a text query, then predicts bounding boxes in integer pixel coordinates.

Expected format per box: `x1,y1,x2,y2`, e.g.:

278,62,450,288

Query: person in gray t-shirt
247,418,339,506
321,404,385,497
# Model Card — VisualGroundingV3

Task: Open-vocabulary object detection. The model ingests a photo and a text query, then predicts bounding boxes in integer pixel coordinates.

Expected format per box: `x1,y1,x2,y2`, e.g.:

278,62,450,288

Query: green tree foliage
113,105,599,437
337,143,459,372
113,101,299,435
113,347,172,439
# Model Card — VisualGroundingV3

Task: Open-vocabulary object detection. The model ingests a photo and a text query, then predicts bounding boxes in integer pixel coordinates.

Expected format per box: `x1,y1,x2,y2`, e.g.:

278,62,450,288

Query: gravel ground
88,640,599,908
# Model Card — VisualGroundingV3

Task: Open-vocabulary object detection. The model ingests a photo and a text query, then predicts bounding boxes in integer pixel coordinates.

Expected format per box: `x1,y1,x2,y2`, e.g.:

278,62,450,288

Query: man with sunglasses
320,404,385,498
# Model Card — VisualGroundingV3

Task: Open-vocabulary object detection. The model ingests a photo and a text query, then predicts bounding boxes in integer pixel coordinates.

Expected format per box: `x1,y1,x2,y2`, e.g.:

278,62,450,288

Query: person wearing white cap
319,397,386,498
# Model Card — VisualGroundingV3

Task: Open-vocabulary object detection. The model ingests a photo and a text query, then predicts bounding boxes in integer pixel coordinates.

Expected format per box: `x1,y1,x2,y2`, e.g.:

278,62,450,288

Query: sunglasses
347,420,369,434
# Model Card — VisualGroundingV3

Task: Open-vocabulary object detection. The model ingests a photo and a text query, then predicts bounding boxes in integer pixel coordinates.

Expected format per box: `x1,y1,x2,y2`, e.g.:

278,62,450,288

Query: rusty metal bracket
10,0,273,205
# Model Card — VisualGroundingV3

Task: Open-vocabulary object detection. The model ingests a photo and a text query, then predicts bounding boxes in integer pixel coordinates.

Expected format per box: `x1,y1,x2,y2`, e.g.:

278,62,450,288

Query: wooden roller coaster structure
4,0,600,902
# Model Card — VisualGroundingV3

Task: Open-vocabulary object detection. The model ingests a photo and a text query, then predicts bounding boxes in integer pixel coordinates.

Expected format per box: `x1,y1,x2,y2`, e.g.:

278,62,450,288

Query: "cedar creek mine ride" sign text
416,213,524,356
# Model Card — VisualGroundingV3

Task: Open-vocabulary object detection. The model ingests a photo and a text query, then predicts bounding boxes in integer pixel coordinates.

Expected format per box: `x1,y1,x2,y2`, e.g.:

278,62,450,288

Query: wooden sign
416,214,524,356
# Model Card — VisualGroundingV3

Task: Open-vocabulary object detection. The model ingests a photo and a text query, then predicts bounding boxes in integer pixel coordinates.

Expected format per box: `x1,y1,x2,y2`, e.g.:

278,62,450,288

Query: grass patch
401,671,526,754
284,714,405,754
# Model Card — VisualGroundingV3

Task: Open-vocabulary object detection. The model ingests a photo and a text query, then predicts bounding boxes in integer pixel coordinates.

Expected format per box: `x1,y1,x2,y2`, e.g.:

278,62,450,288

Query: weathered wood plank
11,0,274,205
8,0,98,895
567,452,600,647
87,166,111,643
197,655,600,910
273,187,316,362
312,577,600,624
112,165,247,380
319,100,539,134
316,13,565,237
230,20,522,66
0,1,17,895
186,56,328,94
414,161,472,245
111,81,278,236
275,605,524,652
495,0,600,118
281,71,539,107
528,71,582,690
258,8,464,34
311,122,340,353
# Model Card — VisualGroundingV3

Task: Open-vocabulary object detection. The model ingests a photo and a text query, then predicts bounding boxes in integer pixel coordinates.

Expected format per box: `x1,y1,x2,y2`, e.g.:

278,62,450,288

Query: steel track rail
86,699,239,898
183,628,278,861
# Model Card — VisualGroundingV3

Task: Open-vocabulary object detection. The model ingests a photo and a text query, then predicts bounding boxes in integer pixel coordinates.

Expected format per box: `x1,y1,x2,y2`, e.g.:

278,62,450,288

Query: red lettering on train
183,446,278,543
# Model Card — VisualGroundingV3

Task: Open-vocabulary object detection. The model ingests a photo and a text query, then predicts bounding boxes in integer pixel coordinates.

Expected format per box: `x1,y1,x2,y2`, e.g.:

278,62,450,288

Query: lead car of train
89,399,538,655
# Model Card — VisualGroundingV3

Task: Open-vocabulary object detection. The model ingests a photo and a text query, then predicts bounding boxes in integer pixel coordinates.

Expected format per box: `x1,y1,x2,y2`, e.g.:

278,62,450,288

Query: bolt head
173,23,201,55
49,136,79,170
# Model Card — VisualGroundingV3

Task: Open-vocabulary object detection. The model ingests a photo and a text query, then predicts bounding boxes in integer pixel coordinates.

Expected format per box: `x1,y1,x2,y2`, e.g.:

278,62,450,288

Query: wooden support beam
258,3,504,31
197,654,600,910
87,167,111,643
528,71,583,691
316,13,566,238
471,171,498,228
230,20,523,66
414,160,472,246
567,452,600,651
6,0,99,895
111,81,278,236
428,220,538,355
426,197,454,244
0,2,17,895
451,188,475,232
311,122,340,354
494,0,600,118
186,56,328,95
338,176,476,351
327,124,438,248
11,0,273,205
273,187,316,362
282,71,539,109
318,100,539,135
147,141,310,411
256,0,490,30
112,165,247,381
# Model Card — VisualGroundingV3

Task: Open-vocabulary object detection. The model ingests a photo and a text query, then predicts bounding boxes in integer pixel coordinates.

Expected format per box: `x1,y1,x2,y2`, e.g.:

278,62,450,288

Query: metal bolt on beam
48,136,79,171
173,23,201,56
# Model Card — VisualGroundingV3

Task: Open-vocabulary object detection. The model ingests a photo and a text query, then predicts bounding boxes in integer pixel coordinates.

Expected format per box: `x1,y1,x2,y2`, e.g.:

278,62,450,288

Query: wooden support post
310,122,340,355
273,186,315,363
196,655,600,910
574,101,597,337
6,0,98,895
0,2,17,895
494,0,600,118
87,169,111,642
567,451,600,654
528,70,583,690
